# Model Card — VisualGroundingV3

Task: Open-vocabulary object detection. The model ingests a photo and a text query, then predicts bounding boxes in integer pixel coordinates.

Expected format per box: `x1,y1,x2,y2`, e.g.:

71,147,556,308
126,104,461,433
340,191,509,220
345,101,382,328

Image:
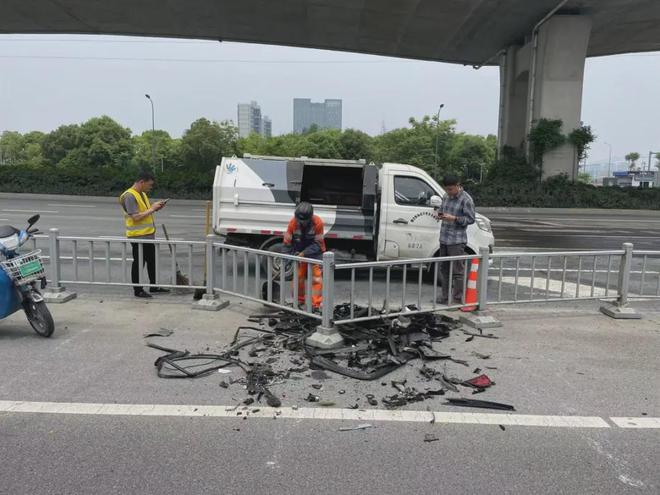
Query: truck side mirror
429,195,442,208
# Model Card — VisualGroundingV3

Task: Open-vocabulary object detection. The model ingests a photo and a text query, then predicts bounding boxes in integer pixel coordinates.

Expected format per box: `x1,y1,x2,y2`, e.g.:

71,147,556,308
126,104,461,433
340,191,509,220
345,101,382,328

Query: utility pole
145,94,159,172
604,142,612,177
434,104,445,179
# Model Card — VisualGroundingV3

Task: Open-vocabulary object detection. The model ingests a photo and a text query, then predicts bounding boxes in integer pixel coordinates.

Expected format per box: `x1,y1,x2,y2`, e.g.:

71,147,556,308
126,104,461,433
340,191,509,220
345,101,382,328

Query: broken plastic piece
445,398,515,411
424,433,439,443
463,374,493,389
143,328,174,338
339,424,373,431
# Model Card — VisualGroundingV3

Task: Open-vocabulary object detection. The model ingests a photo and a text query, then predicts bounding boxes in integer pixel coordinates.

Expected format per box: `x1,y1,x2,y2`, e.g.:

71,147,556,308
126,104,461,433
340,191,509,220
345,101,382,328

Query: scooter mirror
27,214,40,226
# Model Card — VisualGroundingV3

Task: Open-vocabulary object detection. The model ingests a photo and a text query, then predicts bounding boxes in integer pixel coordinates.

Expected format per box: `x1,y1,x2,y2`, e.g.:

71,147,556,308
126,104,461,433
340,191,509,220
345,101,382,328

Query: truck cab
377,163,494,259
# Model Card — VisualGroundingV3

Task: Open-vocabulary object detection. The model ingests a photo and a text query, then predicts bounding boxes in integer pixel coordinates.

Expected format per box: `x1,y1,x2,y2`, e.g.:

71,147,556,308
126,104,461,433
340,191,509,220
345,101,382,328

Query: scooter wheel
23,300,55,338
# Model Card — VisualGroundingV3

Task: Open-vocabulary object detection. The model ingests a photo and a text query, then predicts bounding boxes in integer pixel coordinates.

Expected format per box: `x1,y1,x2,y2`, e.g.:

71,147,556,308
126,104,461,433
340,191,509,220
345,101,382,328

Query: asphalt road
0,297,658,495
1,194,659,494
2,193,660,250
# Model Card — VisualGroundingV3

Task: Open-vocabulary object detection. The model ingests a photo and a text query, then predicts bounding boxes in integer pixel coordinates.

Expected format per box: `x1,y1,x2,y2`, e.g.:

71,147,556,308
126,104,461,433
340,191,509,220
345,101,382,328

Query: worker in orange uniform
283,202,325,310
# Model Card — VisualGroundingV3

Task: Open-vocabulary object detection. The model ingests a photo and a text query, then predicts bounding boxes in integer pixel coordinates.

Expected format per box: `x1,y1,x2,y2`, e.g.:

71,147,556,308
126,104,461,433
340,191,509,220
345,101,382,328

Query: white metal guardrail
29,229,660,328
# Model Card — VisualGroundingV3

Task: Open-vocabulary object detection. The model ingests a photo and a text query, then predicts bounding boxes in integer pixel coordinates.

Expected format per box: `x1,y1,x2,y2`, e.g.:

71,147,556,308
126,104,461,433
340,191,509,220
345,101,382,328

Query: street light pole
434,104,445,179
145,94,159,172
604,142,612,177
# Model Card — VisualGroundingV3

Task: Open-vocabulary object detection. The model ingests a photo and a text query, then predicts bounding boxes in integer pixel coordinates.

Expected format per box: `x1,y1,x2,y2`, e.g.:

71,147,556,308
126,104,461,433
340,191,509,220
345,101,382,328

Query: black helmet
295,202,313,223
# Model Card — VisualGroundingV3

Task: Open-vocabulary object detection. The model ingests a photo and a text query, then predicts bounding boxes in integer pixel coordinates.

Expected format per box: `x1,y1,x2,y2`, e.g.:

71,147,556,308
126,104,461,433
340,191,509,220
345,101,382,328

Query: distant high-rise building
293,98,342,133
237,101,271,138
262,116,272,138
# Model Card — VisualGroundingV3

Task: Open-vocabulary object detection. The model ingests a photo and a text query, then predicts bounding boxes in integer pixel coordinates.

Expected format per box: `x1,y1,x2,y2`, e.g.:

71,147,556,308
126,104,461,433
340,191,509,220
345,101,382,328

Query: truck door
379,172,441,260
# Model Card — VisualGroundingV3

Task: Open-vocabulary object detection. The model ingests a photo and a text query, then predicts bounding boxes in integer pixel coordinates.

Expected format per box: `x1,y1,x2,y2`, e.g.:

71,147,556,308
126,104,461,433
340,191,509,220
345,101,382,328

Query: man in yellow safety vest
119,170,168,298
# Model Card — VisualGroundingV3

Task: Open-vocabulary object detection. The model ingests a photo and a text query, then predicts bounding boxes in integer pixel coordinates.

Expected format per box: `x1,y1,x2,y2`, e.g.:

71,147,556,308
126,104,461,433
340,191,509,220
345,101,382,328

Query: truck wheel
259,239,294,281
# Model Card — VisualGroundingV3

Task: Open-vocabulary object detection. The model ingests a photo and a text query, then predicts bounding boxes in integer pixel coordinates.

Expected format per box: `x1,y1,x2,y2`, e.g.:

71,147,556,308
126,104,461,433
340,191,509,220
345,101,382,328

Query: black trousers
439,243,466,304
131,242,156,294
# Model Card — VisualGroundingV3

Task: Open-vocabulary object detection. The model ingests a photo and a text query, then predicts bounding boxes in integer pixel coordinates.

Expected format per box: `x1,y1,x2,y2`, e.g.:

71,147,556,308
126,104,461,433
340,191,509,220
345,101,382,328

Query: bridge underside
3,1,658,178
2,0,660,65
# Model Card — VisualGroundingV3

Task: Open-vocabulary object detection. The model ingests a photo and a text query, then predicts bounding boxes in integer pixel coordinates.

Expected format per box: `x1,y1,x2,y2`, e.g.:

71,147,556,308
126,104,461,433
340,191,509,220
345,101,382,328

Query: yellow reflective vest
119,188,156,238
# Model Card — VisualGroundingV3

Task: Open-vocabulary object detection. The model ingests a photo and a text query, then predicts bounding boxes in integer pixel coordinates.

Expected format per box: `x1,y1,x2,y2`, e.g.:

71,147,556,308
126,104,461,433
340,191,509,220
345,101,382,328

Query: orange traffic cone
460,258,479,312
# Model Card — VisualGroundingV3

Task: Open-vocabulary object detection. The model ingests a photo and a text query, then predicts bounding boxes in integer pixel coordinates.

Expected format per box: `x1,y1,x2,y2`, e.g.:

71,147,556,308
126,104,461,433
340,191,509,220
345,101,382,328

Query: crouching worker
283,202,325,310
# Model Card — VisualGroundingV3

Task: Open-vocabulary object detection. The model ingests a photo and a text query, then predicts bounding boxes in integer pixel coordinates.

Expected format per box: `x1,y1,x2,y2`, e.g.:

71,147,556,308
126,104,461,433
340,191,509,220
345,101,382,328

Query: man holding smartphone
119,170,169,298
436,175,475,305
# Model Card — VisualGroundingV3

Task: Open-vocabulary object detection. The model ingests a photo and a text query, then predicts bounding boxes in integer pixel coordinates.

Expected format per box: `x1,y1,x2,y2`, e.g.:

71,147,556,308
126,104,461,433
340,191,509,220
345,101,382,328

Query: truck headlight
476,217,492,233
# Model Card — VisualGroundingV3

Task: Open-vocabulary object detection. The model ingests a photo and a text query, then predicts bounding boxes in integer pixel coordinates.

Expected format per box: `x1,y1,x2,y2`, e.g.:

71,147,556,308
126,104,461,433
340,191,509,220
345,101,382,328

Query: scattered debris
147,304,504,411
499,425,506,431
424,433,439,443
339,424,373,431
462,329,498,339
445,398,515,411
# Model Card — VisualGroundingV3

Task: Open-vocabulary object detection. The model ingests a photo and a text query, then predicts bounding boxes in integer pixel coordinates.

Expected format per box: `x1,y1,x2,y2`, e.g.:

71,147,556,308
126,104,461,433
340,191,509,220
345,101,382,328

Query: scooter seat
0,225,19,238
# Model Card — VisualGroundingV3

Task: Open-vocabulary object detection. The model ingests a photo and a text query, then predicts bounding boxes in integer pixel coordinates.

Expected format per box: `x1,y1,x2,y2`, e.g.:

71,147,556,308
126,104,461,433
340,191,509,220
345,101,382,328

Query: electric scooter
0,214,54,337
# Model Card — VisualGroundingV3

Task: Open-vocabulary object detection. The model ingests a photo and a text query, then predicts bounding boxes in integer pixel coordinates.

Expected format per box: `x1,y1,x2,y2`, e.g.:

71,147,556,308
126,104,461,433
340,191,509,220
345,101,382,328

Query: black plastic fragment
445,398,515,411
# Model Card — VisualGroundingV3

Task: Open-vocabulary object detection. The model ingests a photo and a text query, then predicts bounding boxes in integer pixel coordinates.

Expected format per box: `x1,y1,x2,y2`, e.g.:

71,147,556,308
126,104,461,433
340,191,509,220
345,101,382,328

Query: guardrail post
459,247,501,330
600,242,641,319
306,251,344,349
192,234,228,311
42,228,76,303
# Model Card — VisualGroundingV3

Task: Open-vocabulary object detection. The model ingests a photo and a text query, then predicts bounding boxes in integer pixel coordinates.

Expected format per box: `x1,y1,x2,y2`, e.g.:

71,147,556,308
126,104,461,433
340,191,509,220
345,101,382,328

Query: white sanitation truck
213,154,494,267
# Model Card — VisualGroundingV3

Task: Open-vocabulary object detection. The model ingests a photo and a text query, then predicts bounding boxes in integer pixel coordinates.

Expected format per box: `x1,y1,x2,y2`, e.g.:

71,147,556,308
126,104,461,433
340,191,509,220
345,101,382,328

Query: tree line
1,114,658,209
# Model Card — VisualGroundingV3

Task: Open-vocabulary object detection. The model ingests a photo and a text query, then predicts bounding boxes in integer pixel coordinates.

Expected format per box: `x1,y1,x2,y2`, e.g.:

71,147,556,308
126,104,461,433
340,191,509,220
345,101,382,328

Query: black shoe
149,287,170,294
135,290,153,299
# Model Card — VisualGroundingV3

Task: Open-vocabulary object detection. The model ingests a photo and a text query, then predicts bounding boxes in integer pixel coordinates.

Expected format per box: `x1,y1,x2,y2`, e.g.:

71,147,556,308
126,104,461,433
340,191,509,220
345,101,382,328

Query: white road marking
2,209,58,214
47,204,97,208
0,400,633,428
0,218,8,222
491,276,611,298
610,417,660,429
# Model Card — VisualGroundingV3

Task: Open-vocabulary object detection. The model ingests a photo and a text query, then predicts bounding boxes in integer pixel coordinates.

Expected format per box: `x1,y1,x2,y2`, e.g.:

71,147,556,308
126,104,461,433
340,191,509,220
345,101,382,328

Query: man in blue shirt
436,175,475,304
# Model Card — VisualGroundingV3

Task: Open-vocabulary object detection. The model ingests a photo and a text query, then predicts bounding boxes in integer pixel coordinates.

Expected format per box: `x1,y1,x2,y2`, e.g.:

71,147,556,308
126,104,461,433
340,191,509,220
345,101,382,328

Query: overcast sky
1,34,659,167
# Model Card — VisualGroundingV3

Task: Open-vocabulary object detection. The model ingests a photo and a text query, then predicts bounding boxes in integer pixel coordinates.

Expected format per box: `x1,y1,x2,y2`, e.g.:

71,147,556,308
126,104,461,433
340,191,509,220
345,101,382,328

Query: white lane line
491,276,610,298
2,209,58,214
0,400,621,428
610,417,660,429
0,218,8,222
48,204,97,208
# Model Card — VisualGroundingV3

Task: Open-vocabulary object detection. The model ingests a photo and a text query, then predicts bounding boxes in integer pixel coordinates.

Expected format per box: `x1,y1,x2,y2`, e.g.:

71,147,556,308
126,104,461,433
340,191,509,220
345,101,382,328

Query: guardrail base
306,325,344,349
192,294,229,312
599,303,641,320
42,287,77,304
459,312,502,330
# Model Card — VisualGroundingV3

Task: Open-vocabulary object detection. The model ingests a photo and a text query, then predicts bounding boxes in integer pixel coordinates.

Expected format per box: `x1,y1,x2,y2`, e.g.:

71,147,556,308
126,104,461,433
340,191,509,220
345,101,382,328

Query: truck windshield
394,176,437,206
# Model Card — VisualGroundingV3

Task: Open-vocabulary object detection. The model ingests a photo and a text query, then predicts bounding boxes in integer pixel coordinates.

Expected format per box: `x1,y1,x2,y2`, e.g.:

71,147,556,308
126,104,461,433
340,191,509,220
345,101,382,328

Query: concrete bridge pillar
498,15,592,179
